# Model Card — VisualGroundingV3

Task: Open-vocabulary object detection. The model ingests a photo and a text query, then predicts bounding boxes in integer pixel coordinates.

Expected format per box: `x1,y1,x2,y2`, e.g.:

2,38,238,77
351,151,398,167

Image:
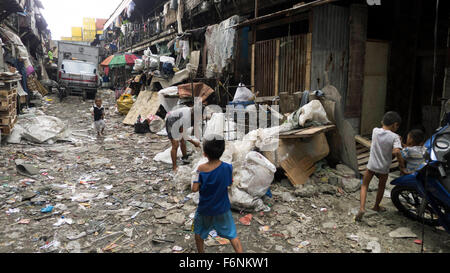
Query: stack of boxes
83,18,96,42
71,27,83,42
0,80,18,136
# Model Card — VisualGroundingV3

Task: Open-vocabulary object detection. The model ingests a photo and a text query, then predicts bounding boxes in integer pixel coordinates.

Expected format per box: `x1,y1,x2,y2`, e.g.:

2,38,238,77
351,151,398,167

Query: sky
40,0,123,40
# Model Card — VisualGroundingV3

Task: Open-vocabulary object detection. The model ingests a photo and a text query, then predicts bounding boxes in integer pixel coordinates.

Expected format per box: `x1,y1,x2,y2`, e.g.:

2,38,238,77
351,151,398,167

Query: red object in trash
239,214,253,226
414,240,423,245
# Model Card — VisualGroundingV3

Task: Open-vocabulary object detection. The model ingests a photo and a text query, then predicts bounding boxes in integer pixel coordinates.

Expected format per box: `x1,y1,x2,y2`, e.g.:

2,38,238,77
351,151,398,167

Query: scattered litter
239,214,253,226
389,227,418,238
41,206,54,213
17,219,31,224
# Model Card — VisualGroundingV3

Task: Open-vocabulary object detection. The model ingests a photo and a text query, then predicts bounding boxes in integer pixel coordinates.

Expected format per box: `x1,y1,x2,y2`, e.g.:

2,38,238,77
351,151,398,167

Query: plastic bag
233,83,254,102
147,114,165,133
134,115,150,134
117,94,134,115
133,59,144,71
286,100,330,129
235,152,276,198
298,100,330,127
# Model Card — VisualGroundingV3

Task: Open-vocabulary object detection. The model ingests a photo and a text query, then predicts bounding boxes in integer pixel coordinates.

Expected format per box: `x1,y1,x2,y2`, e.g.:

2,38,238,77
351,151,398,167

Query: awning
234,0,338,29
103,0,133,30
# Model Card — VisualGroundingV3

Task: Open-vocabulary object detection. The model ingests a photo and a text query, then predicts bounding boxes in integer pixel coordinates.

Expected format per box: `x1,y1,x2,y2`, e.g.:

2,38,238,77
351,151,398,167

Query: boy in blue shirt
192,136,243,253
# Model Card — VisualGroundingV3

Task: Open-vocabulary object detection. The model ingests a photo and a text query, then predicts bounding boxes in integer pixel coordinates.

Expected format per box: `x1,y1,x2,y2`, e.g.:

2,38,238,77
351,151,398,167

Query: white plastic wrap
7,114,71,144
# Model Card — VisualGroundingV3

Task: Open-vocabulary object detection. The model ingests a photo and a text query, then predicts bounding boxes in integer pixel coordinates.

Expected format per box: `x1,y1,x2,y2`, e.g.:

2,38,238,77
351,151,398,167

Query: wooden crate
0,99,16,116
0,115,17,136
0,88,17,98
0,113,17,126
0,81,18,90
356,135,399,175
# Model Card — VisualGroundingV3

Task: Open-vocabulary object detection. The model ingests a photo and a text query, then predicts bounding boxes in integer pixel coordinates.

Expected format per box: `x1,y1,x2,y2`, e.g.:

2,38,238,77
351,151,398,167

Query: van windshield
62,61,96,74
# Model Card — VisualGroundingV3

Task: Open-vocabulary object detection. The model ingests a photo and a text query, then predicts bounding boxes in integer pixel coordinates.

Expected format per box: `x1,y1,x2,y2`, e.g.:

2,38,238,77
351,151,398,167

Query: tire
391,185,440,226
87,90,97,100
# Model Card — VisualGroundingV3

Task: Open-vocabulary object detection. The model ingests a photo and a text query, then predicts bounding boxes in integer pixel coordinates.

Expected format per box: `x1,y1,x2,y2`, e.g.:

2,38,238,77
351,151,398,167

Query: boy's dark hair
203,135,225,160
409,129,425,145
382,111,402,126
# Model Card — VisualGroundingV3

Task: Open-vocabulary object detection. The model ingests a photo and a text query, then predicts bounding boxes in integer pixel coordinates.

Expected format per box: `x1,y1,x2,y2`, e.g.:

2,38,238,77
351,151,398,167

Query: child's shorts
194,210,237,240
94,120,106,132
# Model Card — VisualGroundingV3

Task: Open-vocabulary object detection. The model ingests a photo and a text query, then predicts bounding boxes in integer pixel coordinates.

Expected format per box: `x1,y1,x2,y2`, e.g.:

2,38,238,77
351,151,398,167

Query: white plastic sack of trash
234,151,276,198
228,186,268,212
158,86,179,112
286,100,330,128
154,141,197,164
133,59,144,71
298,100,330,127
160,56,175,66
203,113,237,140
154,147,183,164
233,83,254,102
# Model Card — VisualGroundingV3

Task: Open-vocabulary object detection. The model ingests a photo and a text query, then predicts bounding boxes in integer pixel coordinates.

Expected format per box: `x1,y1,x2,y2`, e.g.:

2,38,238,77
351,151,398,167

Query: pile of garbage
133,48,176,78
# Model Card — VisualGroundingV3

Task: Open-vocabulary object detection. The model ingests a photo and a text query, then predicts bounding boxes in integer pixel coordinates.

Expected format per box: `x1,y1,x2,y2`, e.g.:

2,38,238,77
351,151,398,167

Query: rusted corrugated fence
254,34,309,97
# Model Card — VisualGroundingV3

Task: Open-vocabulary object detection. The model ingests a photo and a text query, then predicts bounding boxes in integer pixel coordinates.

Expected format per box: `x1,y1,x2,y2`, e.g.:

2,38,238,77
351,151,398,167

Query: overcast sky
40,0,123,40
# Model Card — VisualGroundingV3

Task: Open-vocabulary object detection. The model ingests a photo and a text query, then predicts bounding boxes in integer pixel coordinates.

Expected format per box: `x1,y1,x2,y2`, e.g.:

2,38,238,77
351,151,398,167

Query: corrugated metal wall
311,4,350,102
255,34,308,97
255,39,277,97
279,35,308,94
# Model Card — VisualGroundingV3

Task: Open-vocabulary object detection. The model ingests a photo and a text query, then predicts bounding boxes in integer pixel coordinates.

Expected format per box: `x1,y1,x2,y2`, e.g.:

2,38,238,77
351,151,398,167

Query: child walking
399,129,426,175
356,112,403,221
93,98,105,136
192,136,243,253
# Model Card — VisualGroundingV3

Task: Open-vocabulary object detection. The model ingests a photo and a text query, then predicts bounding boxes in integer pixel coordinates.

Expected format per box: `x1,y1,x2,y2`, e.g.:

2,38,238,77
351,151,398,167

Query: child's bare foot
372,206,387,213
355,210,365,222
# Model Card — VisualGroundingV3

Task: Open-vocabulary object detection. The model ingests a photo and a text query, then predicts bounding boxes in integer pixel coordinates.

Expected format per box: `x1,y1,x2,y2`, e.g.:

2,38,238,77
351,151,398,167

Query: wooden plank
357,152,370,160
123,91,160,126
358,157,369,165
355,135,371,148
279,125,336,139
305,33,312,91
251,44,255,93
274,39,280,96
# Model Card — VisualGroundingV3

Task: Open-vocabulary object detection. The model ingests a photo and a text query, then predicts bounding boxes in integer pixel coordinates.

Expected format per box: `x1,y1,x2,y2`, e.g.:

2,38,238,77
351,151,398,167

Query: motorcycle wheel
391,185,440,226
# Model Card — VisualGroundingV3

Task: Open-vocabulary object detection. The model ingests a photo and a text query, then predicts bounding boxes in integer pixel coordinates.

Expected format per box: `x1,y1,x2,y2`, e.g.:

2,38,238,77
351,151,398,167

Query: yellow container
61,37,72,41
72,36,82,41
71,27,82,37
97,30,103,35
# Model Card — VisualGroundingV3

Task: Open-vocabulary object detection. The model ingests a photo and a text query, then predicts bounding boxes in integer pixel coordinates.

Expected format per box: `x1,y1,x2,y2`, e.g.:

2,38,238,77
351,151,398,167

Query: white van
58,59,98,100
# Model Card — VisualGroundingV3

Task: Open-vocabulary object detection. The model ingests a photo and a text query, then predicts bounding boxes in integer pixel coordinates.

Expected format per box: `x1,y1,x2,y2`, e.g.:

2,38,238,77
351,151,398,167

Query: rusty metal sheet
310,4,350,100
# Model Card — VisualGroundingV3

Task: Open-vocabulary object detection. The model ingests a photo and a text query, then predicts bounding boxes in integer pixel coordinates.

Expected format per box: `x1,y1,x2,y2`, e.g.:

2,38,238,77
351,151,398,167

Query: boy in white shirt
356,112,403,221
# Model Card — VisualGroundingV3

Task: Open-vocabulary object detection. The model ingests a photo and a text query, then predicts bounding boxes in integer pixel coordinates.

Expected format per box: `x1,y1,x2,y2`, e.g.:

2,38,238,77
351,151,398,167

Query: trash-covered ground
0,89,449,253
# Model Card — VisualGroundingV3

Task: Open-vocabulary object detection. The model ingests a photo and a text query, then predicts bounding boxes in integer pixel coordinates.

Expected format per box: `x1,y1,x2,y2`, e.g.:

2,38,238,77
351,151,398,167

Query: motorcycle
390,104,450,234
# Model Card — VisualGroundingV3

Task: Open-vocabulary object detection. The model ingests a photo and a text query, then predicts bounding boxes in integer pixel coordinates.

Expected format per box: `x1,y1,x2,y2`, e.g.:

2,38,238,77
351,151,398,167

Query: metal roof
235,0,339,28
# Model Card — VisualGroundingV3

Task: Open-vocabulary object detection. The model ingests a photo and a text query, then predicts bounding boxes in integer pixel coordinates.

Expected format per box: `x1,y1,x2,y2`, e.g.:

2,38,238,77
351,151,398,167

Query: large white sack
235,151,276,198
153,147,183,164
228,186,267,212
298,100,330,127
